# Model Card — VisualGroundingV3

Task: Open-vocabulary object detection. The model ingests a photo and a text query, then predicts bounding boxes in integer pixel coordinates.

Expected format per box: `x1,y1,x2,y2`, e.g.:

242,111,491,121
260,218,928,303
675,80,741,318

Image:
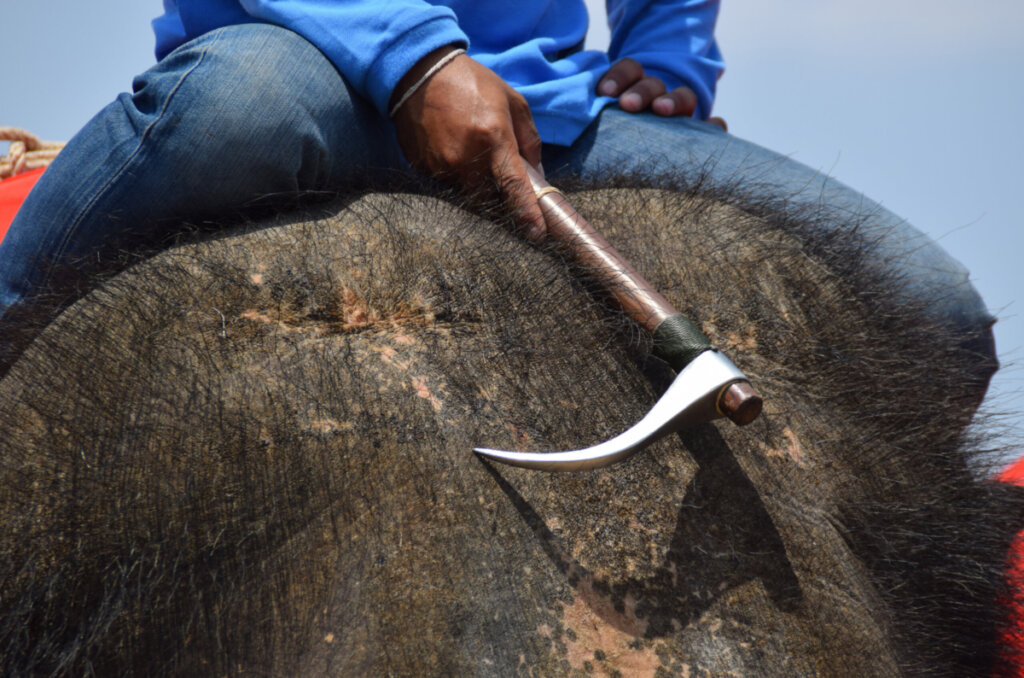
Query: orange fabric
998,458,1024,675
1002,458,1024,487
0,167,45,244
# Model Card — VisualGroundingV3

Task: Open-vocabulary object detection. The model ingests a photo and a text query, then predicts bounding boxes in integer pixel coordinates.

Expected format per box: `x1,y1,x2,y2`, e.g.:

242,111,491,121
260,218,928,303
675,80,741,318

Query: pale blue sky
7,1,1024,458
714,1,1024,460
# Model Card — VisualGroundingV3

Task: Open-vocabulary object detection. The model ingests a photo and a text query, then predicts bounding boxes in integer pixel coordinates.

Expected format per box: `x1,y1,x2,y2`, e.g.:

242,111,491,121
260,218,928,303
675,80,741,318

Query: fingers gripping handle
524,164,762,427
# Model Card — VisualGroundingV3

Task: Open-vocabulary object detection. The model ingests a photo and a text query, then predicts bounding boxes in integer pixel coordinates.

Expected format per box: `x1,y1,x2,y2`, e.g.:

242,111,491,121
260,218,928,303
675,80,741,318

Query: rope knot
1,127,65,179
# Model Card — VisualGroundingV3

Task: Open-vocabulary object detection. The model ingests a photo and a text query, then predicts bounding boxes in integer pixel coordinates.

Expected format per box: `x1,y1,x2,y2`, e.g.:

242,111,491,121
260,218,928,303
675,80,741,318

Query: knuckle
641,76,666,95
512,102,536,128
673,87,697,110
519,119,541,142
609,57,642,80
509,89,529,108
468,117,510,146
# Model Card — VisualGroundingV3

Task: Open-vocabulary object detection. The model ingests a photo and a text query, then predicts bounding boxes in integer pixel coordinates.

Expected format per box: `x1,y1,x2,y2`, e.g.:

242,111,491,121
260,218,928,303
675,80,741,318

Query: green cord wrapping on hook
651,313,713,373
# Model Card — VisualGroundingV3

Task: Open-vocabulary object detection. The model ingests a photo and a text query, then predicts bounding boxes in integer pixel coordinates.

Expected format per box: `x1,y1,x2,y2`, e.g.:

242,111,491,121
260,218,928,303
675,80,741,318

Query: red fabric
1002,458,1024,487
0,167,45,244
998,457,1024,675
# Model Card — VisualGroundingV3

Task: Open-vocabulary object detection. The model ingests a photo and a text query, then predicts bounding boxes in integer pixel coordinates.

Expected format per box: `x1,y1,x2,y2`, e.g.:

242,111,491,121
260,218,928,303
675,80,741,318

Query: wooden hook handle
523,164,763,426
525,165,677,333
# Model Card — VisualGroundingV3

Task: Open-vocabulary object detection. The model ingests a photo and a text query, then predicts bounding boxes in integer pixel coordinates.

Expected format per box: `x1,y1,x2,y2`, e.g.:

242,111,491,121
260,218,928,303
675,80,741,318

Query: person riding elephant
0,4,1013,673
0,0,996,398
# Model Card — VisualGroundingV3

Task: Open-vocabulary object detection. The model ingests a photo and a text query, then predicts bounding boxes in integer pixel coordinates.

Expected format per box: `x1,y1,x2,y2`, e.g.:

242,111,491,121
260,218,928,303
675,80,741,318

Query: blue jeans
0,23,996,377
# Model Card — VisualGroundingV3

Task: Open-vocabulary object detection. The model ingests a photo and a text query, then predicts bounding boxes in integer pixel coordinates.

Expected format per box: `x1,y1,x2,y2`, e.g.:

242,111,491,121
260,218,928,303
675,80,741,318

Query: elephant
1,174,1020,676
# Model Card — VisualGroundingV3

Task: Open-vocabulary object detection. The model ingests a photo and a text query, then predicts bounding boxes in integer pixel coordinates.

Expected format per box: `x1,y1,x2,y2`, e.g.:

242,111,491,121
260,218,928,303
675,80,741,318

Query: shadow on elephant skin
480,424,803,639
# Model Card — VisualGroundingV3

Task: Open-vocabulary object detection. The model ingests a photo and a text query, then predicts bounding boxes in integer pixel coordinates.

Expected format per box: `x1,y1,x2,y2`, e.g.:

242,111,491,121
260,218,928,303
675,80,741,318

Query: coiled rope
1,127,65,179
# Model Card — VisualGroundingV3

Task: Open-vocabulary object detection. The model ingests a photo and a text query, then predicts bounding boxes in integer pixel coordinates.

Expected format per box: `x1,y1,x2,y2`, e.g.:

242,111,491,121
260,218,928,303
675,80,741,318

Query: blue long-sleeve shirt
153,0,723,146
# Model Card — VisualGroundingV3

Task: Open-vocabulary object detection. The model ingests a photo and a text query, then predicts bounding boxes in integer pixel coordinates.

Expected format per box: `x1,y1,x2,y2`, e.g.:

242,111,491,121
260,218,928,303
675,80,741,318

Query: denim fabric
1,22,995,372
545,111,996,336
1,24,406,315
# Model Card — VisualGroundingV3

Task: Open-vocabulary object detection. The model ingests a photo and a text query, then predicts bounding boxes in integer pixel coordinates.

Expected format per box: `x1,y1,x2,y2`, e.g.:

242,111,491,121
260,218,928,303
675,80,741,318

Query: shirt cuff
364,17,469,116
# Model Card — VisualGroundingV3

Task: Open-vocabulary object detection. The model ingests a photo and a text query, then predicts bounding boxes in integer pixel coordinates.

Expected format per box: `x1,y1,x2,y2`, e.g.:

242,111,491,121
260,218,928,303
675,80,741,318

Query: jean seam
48,33,218,274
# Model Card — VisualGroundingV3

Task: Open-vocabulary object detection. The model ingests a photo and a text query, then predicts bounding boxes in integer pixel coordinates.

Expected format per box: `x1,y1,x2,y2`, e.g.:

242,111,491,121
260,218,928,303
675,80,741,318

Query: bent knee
122,23,393,196
138,24,354,146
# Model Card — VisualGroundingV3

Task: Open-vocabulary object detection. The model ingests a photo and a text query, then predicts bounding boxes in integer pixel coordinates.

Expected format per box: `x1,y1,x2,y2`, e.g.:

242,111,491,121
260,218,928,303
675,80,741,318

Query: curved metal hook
473,350,747,472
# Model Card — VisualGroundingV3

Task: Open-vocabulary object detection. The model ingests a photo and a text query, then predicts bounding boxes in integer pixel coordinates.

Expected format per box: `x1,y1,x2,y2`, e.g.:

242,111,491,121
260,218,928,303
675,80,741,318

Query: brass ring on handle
534,186,564,201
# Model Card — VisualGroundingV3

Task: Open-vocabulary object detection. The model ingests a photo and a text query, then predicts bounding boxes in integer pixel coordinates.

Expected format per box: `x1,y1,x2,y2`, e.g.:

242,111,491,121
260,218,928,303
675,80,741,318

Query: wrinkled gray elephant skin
0,177,1019,677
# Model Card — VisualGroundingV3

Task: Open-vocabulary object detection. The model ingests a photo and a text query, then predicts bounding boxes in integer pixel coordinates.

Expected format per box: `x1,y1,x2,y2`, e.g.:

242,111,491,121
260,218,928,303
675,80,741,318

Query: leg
544,108,997,402
0,23,406,358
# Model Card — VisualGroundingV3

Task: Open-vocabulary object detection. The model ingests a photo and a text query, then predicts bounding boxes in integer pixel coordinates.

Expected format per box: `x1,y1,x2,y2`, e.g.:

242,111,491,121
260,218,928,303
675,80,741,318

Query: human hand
597,57,727,130
391,46,546,241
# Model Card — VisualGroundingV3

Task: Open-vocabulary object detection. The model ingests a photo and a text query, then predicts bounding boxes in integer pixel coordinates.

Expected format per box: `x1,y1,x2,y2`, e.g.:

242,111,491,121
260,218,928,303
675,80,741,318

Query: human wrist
389,44,466,117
